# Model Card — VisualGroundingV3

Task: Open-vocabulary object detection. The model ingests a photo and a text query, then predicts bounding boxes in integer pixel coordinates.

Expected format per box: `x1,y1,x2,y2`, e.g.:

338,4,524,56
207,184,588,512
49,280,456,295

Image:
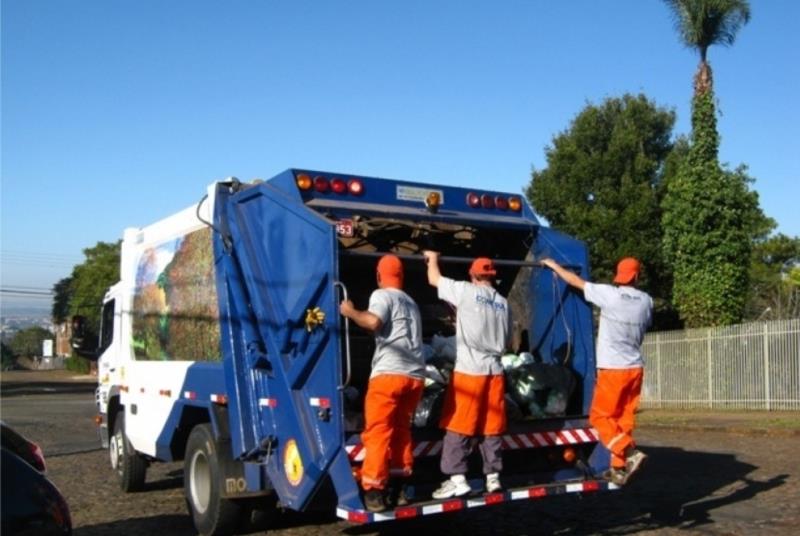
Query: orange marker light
296,174,312,190
508,197,522,212
563,447,577,463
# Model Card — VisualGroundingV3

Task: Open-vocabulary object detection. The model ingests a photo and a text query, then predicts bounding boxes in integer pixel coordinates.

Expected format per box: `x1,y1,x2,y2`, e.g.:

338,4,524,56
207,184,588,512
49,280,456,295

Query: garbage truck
72,169,619,535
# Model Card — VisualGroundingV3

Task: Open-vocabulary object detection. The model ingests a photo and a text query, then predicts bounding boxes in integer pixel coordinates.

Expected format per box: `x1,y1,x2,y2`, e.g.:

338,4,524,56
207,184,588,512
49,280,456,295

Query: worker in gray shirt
423,250,510,499
340,254,425,512
541,256,652,485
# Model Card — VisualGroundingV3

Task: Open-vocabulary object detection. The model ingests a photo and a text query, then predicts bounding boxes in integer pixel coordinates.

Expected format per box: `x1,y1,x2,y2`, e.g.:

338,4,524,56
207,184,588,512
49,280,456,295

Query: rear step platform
337,479,619,523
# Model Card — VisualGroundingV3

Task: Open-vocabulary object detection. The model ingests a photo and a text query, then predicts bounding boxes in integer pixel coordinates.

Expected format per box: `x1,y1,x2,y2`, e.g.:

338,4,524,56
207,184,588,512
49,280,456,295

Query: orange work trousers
439,371,506,436
360,374,424,491
590,367,644,469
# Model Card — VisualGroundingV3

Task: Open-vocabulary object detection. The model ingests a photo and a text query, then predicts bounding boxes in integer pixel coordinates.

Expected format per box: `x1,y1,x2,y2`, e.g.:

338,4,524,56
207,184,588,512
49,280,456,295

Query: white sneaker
432,474,471,499
625,449,648,476
485,472,502,493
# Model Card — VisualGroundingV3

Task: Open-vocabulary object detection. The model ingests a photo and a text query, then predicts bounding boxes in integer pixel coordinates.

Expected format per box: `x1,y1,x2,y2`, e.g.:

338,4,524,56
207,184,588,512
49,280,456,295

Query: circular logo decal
283,439,303,486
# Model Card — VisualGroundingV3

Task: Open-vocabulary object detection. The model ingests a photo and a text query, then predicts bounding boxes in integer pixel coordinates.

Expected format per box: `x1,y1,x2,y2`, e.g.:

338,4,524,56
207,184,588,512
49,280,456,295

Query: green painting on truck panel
131,227,221,361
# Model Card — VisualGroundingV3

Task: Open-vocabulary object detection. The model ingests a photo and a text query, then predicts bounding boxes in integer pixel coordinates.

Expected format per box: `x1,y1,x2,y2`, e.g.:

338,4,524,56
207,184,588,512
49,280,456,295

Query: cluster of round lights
466,192,522,212
296,174,364,196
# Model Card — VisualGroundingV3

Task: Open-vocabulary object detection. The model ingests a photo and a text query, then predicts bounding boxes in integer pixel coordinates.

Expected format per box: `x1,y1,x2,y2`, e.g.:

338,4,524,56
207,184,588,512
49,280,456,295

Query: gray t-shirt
367,288,425,379
583,282,653,369
438,277,510,376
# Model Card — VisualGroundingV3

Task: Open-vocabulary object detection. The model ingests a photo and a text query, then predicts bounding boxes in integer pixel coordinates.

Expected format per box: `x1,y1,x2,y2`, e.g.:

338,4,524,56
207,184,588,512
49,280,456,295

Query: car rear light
348,179,364,195
313,176,329,193
495,196,509,210
563,447,576,463
466,192,480,208
480,194,494,209
29,442,46,472
296,174,312,190
508,197,522,212
330,178,347,194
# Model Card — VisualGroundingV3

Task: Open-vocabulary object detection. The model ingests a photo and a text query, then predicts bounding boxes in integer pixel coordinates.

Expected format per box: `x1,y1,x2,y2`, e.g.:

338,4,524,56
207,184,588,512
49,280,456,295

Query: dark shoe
364,489,386,512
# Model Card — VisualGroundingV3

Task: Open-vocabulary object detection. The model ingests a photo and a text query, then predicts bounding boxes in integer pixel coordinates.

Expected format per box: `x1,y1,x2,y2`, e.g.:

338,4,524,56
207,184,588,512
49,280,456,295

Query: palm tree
664,0,751,95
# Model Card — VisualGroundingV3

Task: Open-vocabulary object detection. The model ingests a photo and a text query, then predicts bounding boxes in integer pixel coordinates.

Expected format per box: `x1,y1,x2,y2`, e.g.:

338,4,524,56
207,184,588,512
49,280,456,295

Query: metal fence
641,318,800,410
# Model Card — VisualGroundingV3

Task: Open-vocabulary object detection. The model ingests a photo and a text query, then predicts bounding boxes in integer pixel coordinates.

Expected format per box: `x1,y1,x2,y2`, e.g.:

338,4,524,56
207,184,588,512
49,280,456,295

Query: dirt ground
2,369,799,535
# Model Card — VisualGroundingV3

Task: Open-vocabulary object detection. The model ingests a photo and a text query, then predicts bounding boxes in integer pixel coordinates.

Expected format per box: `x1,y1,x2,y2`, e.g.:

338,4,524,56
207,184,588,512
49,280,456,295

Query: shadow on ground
345,445,787,535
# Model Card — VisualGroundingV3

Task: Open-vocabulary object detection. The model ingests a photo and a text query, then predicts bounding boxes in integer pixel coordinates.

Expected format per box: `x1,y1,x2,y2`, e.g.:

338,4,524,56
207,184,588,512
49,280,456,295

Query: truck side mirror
70,315,99,360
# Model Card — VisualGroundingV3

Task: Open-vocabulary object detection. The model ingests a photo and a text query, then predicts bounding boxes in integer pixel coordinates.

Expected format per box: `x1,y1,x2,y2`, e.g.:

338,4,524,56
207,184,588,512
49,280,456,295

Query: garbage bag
501,351,534,372
413,384,445,428
504,394,525,422
423,364,447,387
505,363,575,418
431,334,456,361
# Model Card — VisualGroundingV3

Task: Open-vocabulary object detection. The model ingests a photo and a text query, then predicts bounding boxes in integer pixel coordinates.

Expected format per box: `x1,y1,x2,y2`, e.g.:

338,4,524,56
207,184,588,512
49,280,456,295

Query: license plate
336,219,354,237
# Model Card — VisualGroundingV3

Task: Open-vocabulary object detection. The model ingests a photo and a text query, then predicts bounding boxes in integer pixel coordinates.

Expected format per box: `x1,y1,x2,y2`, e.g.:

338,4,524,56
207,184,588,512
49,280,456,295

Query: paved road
2,372,798,535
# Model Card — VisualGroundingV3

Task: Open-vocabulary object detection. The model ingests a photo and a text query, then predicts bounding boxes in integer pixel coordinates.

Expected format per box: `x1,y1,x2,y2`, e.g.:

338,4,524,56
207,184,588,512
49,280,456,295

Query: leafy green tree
51,276,73,324
1,341,16,369
68,241,121,335
661,0,756,327
526,94,678,327
746,234,800,320
9,327,52,358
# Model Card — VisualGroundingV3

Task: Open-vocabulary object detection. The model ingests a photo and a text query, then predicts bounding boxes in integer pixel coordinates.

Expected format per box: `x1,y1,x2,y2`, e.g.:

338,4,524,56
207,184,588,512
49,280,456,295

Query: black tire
109,410,147,492
184,424,242,536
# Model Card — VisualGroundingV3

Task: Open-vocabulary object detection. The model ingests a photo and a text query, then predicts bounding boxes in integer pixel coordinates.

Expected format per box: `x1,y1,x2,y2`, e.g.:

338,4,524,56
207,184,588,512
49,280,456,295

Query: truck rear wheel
184,423,242,536
110,411,147,492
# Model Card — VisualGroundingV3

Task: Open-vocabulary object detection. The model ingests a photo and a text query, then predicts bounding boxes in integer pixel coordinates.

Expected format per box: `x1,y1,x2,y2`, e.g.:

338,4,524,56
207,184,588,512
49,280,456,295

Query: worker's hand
339,300,355,317
540,258,557,270
422,250,440,264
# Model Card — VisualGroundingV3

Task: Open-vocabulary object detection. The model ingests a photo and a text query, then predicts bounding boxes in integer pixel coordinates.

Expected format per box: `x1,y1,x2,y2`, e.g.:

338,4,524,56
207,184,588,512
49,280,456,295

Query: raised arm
423,250,442,287
540,258,586,290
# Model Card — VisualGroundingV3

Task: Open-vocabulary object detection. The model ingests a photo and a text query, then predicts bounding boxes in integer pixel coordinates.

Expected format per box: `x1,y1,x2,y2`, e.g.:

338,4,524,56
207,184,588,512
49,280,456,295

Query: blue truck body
93,169,616,534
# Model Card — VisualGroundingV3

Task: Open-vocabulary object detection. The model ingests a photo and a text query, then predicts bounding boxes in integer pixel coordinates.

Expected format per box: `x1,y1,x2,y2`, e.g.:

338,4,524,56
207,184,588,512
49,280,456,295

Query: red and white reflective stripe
336,479,617,524
259,398,277,408
345,444,366,462
184,391,198,400
210,394,228,405
412,441,442,457
309,397,331,408
346,427,598,462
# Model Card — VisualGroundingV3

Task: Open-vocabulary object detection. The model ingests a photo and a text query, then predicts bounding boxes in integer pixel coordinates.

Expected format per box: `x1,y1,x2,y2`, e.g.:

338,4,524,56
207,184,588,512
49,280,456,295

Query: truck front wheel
184,423,242,536
110,411,147,492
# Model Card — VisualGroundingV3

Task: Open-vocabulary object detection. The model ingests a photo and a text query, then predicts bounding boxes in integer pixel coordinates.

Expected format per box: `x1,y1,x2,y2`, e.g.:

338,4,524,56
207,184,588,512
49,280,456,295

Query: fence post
764,322,771,411
655,333,662,409
707,328,713,409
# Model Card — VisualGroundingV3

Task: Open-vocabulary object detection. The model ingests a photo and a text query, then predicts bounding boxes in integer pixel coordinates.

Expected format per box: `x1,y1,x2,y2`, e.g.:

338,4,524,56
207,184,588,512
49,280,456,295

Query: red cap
377,254,403,289
613,257,641,285
469,257,497,277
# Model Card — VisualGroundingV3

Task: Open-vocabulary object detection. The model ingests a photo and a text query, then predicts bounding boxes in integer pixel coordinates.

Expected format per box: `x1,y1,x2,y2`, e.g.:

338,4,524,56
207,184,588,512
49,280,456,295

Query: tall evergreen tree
661,0,756,327
526,94,678,326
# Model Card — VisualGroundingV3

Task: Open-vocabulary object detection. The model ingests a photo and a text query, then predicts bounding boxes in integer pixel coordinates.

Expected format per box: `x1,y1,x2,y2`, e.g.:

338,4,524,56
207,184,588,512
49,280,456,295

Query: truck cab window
99,300,115,352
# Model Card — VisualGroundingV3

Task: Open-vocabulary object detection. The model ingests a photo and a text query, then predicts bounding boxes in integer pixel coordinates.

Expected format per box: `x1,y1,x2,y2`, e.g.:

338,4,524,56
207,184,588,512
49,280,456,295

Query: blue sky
2,1,798,313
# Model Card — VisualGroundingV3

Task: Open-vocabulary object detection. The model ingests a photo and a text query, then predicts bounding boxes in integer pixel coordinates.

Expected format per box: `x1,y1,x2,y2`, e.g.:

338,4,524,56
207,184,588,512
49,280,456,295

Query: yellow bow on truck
304,306,326,332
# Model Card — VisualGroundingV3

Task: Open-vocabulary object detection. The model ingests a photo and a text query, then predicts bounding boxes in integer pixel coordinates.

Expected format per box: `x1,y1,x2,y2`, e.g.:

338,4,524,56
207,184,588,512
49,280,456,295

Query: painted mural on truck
131,227,221,361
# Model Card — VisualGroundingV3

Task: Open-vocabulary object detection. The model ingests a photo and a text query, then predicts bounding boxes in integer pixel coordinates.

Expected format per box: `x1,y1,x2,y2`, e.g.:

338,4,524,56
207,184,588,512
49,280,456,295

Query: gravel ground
3,370,798,535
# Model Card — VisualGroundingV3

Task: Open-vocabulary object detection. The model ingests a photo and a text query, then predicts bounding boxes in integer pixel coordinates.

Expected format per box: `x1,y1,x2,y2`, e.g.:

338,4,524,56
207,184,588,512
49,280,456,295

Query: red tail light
466,192,480,208
495,196,509,210
313,176,329,193
348,179,364,195
330,178,347,194
480,194,494,209
30,442,46,472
